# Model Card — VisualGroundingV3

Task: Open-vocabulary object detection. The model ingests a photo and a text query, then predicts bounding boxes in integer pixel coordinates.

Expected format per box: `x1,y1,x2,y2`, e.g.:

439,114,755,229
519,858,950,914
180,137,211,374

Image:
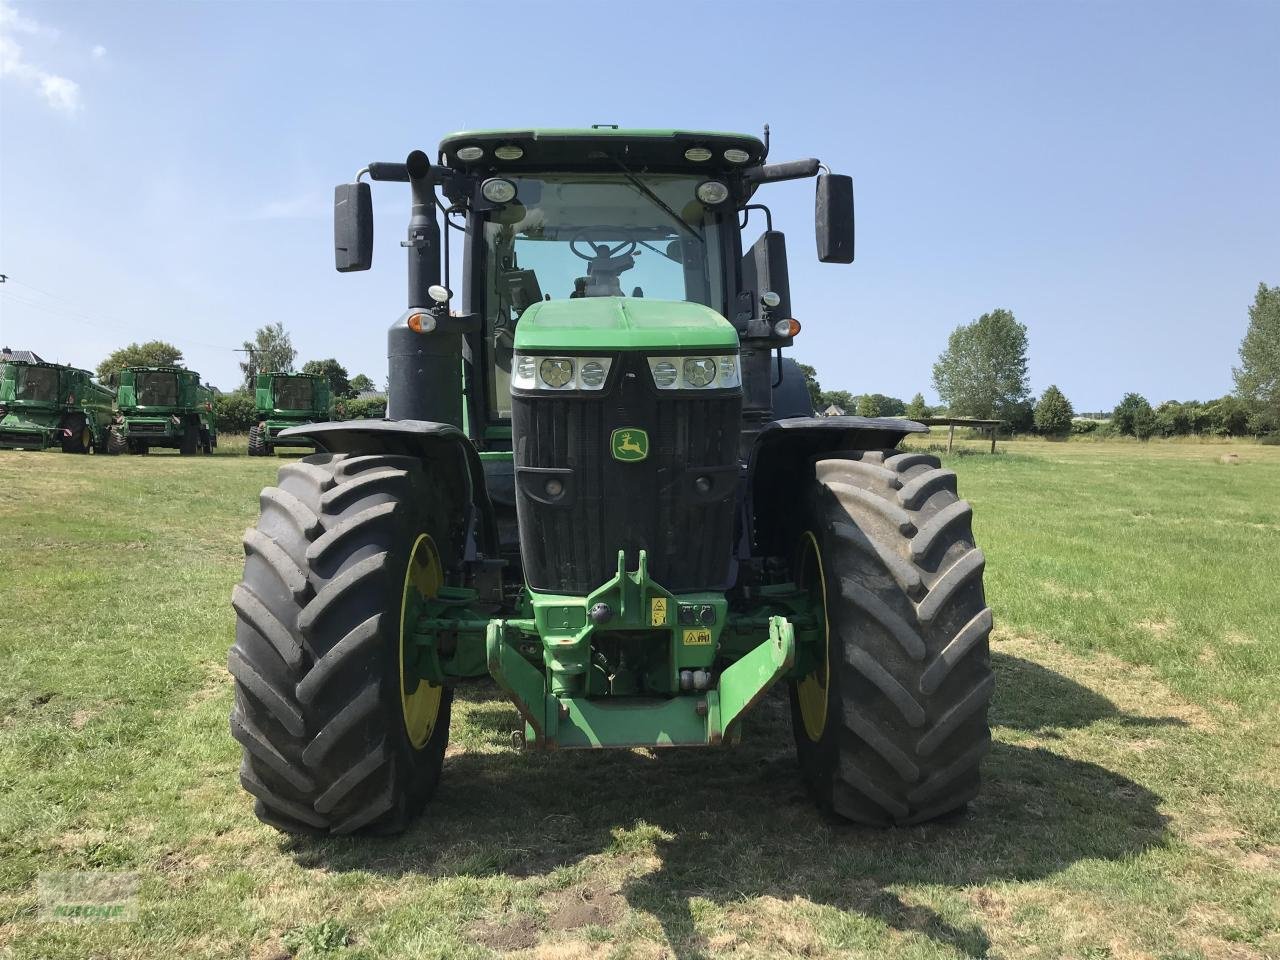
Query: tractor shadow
286,653,1174,958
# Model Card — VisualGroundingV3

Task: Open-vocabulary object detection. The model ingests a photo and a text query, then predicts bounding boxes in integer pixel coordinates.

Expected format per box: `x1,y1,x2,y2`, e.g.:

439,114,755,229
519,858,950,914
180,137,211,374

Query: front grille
512,354,742,595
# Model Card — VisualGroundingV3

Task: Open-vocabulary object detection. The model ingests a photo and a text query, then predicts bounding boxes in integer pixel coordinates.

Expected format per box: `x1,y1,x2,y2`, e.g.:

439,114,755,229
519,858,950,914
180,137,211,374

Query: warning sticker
683,628,712,646
650,597,668,626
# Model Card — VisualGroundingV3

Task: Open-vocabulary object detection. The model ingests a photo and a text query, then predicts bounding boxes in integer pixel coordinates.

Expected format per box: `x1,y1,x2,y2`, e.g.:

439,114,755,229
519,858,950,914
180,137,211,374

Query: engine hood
512,298,739,353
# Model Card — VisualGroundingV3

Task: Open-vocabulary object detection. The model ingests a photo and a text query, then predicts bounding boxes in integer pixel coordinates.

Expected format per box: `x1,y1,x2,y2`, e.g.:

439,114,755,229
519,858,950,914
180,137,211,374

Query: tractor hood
513,298,739,353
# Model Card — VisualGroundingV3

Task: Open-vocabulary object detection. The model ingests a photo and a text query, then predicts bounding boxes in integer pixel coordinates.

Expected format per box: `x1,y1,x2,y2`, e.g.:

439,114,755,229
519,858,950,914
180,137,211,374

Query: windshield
15,366,59,403
136,371,178,406
481,173,727,419
274,377,314,410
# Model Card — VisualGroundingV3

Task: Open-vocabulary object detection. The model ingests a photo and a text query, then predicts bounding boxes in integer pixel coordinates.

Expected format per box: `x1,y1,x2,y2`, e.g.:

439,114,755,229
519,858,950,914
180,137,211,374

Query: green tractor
105,365,217,455
246,372,334,456
229,128,993,835
0,359,115,453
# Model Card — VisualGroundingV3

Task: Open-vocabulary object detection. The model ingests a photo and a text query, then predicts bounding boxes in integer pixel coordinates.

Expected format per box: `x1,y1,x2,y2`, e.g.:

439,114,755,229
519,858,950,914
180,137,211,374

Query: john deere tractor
246,372,334,456
229,128,993,835
0,359,115,453
106,365,216,455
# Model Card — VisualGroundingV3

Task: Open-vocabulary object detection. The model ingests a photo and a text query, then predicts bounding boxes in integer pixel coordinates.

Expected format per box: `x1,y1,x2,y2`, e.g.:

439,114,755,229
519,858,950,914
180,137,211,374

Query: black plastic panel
512,354,742,595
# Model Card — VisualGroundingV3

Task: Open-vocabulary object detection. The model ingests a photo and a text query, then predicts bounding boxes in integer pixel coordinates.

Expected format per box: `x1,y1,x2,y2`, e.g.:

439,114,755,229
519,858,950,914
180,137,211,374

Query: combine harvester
0,358,115,453
246,371,333,456
228,127,993,834
106,365,217,455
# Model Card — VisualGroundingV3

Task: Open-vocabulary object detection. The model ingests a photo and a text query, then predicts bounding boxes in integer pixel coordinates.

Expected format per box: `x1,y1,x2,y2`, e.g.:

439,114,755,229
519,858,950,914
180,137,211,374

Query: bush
1071,419,1099,435
214,390,256,433
1113,393,1156,439
336,395,387,421
1034,385,1074,437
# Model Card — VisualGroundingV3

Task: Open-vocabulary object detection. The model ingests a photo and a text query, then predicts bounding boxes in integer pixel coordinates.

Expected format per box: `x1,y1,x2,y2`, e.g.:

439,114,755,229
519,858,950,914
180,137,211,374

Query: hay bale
1219,452,1241,465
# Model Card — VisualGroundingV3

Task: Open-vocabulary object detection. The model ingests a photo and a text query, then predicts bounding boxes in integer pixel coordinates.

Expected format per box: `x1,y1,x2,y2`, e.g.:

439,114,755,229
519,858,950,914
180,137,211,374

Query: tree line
803,282,1280,440
93,323,384,433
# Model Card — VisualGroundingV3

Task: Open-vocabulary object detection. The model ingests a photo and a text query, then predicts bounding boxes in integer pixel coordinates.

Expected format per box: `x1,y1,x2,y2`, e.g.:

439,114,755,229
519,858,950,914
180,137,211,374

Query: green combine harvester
229,128,994,835
0,359,115,453
246,371,333,456
105,365,216,455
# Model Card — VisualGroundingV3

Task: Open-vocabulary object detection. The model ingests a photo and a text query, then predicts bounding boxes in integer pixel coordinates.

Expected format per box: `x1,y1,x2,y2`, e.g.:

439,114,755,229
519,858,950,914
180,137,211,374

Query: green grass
0,441,1276,959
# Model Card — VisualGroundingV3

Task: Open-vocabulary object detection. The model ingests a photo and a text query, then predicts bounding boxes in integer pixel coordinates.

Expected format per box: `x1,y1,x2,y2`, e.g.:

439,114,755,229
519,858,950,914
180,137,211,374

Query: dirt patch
1136,618,1174,637
1190,826,1280,874
467,912,540,951
248,936,291,960
542,880,625,931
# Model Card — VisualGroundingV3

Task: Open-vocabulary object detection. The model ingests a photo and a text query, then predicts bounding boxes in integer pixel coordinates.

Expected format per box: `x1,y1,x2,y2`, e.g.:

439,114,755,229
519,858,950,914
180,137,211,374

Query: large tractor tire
229,453,454,834
60,416,92,454
789,450,994,826
247,424,266,457
180,421,199,456
106,426,127,456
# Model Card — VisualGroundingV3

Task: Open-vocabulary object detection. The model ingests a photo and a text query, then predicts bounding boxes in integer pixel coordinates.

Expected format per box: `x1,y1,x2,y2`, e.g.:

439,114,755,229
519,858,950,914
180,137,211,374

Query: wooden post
990,425,997,454
948,422,955,452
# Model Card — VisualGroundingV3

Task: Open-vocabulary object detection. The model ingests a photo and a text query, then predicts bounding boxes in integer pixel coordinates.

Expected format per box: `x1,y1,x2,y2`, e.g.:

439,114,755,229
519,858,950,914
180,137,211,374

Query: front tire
247,425,266,457
106,426,126,456
789,450,994,826
229,453,455,834
180,421,199,456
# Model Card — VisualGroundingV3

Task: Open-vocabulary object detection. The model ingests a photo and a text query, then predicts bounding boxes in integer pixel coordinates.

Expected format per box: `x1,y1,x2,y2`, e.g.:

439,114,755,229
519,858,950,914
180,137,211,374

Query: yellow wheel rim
796,530,830,741
399,533,444,749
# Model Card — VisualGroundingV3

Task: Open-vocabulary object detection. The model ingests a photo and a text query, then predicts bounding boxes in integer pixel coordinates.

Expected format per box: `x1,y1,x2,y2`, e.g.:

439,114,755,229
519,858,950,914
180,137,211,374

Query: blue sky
1,0,1276,410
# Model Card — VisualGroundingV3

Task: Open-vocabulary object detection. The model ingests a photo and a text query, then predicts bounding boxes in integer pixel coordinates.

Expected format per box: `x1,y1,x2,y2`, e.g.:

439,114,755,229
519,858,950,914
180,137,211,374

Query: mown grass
0,441,1276,959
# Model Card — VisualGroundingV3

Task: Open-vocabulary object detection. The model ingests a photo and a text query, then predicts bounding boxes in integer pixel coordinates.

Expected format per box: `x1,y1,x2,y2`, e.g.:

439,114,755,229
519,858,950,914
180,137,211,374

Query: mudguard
745,415,928,557
279,419,499,557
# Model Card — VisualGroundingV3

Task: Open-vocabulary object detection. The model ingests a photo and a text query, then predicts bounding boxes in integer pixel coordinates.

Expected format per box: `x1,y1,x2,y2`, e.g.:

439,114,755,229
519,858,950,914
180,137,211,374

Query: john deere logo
610,428,649,462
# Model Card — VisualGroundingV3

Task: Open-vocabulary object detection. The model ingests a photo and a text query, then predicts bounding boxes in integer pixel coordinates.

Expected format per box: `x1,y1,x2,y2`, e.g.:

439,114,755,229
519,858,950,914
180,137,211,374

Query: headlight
696,181,729,205
539,358,574,389
683,358,716,387
511,355,613,392
513,355,537,389
455,145,484,161
652,361,678,388
494,144,524,160
723,148,750,164
482,178,517,204
648,355,742,390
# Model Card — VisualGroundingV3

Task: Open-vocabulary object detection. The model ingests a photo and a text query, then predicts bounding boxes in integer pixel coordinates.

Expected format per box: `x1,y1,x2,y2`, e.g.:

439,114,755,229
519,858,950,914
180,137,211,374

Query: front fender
280,419,498,557
745,416,928,558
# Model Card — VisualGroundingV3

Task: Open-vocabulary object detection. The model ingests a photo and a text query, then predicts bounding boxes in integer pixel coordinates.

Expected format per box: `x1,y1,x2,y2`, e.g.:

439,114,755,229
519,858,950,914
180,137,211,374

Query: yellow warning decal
650,597,668,626
683,628,712,646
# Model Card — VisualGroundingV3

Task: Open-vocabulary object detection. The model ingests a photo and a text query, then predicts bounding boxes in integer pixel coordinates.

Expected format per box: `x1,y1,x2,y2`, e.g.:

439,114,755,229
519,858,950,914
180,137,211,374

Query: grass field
0,440,1277,959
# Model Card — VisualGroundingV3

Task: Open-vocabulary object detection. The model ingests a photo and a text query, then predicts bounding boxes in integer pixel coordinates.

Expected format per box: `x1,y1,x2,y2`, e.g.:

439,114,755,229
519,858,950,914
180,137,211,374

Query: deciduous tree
1033,385,1074,437
239,323,296,391
301,358,353,399
96,341,184,381
931,308,1031,420
1233,282,1280,427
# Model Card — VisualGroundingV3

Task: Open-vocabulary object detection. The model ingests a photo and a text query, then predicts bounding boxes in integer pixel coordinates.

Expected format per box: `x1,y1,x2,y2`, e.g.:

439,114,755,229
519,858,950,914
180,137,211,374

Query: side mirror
334,181,373,272
815,173,854,264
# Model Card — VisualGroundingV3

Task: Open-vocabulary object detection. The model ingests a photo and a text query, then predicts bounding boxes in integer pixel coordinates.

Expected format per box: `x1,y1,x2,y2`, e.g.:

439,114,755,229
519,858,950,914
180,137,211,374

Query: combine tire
789,450,993,826
247,425,266,457
60,416,91,455
229,454,454,834
180,421,199,456
201,429,213,455
106,426,127,456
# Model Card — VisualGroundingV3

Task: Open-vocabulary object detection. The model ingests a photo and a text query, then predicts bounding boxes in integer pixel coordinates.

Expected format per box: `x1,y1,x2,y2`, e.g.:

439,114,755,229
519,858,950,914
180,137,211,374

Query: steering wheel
570,229,638,263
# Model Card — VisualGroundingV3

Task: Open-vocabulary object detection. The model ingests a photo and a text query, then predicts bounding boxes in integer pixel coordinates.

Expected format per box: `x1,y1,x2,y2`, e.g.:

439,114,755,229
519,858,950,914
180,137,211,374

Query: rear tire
789,450,994,826
60,416,91,455
229,453,456,834
106,426,126,456
248,425,265,457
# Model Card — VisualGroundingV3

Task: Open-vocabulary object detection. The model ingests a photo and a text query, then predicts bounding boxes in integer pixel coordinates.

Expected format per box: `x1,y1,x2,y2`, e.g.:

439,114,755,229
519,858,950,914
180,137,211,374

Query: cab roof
438,128,767,174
